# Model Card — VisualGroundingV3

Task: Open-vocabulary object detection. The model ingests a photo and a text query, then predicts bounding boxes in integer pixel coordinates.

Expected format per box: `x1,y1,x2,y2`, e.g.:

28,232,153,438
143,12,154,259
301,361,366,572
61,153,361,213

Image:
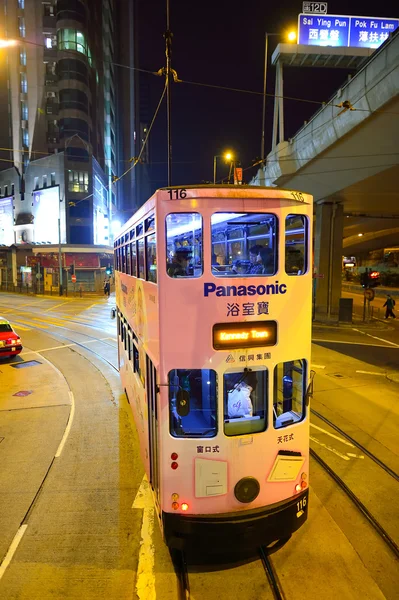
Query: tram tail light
301,480,307,489
171,452,178,460
181,503,189,512
171,462,178,470
172,502,179,510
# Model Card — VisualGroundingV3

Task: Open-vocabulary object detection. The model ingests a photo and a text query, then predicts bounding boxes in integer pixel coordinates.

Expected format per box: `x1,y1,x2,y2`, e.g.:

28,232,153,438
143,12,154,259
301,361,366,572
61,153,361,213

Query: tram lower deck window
169,369,217,438
274,359,306,429
224,369,267,436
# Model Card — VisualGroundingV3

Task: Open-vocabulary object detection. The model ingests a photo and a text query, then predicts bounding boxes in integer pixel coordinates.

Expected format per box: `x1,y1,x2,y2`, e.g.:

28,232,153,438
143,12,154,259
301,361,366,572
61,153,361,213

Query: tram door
146,356,159,500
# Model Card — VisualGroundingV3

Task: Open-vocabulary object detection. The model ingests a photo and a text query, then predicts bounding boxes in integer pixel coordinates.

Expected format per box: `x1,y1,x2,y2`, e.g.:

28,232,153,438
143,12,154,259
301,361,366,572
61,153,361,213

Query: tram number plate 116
296,496,307,517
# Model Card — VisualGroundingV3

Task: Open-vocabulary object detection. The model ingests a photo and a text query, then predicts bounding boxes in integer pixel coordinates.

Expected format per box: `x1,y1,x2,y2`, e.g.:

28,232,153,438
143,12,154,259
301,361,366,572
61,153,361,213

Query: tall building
0,0,119,247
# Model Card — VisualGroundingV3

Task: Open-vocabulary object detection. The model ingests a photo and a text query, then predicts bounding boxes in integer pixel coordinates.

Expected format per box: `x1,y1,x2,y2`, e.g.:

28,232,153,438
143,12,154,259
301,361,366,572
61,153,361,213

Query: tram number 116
168,189,187,199
297,497,307,512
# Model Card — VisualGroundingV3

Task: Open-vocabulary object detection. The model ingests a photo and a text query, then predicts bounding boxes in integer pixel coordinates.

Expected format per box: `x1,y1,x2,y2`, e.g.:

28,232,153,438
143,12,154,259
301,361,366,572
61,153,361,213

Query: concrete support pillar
314,202,344,318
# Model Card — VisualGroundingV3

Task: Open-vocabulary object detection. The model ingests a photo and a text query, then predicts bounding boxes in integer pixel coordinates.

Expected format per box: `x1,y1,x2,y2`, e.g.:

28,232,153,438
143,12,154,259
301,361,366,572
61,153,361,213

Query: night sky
137,0,397,191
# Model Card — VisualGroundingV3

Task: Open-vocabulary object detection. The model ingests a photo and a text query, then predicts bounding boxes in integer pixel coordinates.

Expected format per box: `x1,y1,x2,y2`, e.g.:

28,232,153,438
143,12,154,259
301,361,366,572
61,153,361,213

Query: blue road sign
298,14,399,49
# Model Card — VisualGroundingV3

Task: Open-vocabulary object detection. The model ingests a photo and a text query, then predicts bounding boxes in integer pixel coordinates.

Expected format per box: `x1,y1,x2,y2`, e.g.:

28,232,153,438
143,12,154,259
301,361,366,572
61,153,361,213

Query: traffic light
69,264,75,275
106,264,113,276
368,271,380,288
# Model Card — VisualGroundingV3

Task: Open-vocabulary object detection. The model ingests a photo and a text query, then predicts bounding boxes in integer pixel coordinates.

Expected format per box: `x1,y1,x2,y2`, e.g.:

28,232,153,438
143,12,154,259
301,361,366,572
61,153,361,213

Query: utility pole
58,217,63,296
165,0,172,186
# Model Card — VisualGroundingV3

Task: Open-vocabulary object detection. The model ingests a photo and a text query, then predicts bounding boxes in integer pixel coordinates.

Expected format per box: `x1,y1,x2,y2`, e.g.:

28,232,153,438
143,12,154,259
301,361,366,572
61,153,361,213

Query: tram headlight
295,484,302,493
181,503,189,512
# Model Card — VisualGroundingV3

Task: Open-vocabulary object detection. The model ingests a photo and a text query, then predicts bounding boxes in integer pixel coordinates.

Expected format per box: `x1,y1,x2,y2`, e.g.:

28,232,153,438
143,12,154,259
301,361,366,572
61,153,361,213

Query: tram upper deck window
274,359,306,429
146,233,157,283
166,213,203,278
130,241,137,277
224,369,267,436
169,369,217,438
285,215,307,275
211,213,277,277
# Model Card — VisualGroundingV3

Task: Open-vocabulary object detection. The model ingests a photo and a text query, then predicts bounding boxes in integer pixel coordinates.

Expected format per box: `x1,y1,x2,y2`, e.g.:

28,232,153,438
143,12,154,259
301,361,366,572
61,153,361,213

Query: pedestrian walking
383,294,396,319
104,279,110,297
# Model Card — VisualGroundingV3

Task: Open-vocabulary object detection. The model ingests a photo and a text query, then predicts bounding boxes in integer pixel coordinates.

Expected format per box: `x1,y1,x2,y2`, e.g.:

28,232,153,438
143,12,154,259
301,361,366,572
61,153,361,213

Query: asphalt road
0,292,397,600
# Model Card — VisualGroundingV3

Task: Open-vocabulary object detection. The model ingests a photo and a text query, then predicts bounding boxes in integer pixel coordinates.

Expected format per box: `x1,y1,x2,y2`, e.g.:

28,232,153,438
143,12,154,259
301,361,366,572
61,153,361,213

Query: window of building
211,212,277,277
18,16,26,38
20,72,27,94
146,233,157,283
22,129,29,148
44,36,53,49
68,170,89,193
50,172,56,186
18,0,25,8
69,200,90,218
224,369,267,436
43,3,55,16
47,120,59,134
45,62,56,76
34,177,39,190
274,360,306,429
21,101,28,120
58,58,88,84
20,49,26,66
57,28,89,57
56,0,86,21
59,118,89,141
169,369,217,438
137,239,145,279
285,215,307,276
59,88,88,113
166,213,203,278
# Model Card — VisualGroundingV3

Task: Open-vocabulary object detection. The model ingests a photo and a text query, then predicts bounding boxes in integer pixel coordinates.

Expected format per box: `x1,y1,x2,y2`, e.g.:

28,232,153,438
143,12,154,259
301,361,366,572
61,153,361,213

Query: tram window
136,223,143,237
131,241,137,277
166,213,203,278
274,360,306,429
137,239,145,279
121,245,126,273
133,343,145,386
285,215,307,276
126,243,131,275
224,369,267,436
169,369,217,438
211,213,277,277
146,233,157,283
145,214,155,233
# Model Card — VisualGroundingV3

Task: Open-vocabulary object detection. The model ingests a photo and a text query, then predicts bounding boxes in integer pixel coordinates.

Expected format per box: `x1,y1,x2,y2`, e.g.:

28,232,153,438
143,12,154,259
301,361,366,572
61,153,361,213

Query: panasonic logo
204,282,287,297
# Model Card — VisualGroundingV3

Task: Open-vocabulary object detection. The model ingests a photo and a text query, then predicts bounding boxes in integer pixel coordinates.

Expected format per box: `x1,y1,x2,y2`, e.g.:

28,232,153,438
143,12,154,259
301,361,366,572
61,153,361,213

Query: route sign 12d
298,14,399,49
302,2,328,14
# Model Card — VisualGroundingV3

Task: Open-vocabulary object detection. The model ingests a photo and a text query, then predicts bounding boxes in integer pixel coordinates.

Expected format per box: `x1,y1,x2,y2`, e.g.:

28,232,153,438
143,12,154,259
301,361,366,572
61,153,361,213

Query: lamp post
213,151,233,184
261,30,296,161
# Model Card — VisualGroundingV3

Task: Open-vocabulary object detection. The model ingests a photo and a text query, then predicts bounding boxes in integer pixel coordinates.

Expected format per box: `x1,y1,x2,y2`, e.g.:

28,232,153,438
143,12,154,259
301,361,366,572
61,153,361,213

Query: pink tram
115,185,312,554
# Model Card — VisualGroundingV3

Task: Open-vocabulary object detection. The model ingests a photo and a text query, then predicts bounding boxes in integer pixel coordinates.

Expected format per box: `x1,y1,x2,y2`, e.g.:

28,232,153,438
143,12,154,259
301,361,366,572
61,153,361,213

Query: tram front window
285,214,307,275
169,369,217,437
211,212,277,276
224,369,267,436
166,213,203,278
274,359,306,429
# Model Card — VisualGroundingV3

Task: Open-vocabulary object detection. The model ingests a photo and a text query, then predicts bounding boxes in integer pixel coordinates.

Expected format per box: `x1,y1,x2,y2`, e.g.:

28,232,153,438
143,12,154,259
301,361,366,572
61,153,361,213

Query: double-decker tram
114,185,313,555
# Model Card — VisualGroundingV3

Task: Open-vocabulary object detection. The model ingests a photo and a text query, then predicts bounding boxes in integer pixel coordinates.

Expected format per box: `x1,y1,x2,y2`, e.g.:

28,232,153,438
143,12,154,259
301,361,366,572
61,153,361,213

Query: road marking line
310,423,354,447
55,391,75,458
132,476,156,600
313,338,395,348
352,328,399,348
12,324,31,331
310,435,350,460
0,524,28,580
312,364,325,369
12,319,48,329
347,453,365,459
45,302,70,312
355,370,386,376
37,344,75,352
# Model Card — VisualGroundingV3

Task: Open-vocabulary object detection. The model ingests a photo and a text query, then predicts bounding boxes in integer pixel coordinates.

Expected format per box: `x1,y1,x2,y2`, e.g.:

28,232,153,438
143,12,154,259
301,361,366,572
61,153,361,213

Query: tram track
259,547,285,600
310,408,399,481
310,448,399,559
12,319,119,373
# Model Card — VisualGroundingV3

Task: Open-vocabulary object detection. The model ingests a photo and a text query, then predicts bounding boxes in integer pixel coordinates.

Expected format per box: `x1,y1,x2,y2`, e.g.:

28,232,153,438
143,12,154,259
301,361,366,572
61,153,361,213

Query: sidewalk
0,350,71,561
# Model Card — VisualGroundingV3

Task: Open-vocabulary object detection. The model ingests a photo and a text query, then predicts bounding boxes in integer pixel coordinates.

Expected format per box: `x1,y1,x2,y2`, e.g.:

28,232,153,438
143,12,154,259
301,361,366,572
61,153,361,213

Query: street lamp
213,151,233,184
261,30,297,161
0,39,17,48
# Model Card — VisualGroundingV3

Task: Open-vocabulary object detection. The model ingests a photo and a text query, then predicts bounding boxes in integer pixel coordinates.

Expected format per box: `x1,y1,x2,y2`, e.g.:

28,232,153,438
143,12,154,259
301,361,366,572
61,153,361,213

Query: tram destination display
213,320,277,350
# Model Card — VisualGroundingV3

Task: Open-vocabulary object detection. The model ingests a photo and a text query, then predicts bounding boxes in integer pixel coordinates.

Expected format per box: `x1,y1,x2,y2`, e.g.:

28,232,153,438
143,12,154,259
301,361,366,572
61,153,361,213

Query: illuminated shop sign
298,14,399,49
213,321,277,350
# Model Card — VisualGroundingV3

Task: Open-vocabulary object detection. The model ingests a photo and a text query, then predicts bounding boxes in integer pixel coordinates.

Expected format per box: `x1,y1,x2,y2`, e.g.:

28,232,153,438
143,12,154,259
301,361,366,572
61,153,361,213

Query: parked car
0,318,23,359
